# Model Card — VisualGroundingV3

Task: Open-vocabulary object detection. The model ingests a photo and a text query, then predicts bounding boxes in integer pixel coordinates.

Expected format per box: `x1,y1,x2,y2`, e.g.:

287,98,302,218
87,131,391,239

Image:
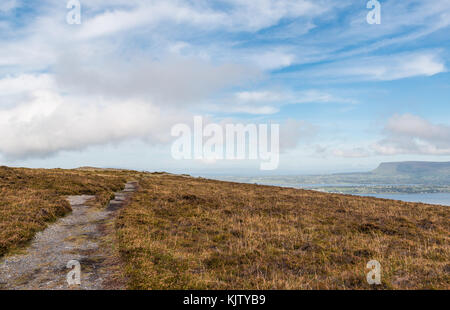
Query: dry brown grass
0,166,127,256
116,174,449,290
1,167,448,289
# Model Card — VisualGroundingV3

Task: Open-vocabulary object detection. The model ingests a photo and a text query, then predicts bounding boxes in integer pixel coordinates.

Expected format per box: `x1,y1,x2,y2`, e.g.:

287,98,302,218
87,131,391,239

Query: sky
0,0,449,175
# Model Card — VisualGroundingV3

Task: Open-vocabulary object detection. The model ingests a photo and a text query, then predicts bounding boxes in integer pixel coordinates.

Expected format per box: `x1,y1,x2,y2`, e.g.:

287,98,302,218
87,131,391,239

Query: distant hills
213,161,450,192
363,161,450,185
322,161,450,184
372,161,450,177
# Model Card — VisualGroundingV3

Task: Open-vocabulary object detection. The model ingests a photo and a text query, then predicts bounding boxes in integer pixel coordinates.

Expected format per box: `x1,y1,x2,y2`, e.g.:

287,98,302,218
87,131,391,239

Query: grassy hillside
117,173,449,289
1,167,448,289
0,167,126,256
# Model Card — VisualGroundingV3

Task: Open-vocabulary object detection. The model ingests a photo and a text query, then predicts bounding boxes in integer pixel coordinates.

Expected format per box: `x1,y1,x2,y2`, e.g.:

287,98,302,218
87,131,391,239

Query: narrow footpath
0,181,138,290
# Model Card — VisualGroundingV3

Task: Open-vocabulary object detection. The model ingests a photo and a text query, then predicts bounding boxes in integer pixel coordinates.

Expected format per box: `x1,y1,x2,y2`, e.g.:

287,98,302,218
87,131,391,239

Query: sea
352,193,450,206
289,184,450,206
207,177,450,206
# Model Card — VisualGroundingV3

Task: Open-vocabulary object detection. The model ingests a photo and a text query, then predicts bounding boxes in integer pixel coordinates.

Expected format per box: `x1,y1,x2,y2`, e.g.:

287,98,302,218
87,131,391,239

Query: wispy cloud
287,51,446,82
76,0,327,39
203,89,357,115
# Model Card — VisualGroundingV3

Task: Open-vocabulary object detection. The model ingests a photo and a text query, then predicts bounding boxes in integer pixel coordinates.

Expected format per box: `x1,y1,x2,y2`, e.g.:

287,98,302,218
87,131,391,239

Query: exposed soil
0,181,138,290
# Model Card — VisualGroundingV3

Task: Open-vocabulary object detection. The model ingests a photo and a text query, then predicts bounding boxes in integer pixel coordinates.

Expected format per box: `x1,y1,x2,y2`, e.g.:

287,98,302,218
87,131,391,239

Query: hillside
0,166,126,256
0,167,448,289
116,173,449,289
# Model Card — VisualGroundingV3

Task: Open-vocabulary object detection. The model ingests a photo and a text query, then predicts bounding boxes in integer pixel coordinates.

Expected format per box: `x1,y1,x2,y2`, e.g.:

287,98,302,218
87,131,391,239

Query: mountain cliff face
373,161,450,176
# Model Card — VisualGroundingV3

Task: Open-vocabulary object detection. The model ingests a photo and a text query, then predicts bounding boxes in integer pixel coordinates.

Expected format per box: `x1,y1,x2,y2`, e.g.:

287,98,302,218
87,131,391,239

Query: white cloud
225,0,326,31
196,89,357,116
234,90,352,105
0,74,54,95
0,89,185,159
228,105,280,115
249,50,296,70
222,89,357,115
331,114,450,158
235,91,284,103
0,54,260,159
279,119,317,151
54,55,259,106
372,114,450,155
385,114,450,140
77,2,227,39
333,148,371,158
362,53,446,80
299,51,446,81
75,0,326,39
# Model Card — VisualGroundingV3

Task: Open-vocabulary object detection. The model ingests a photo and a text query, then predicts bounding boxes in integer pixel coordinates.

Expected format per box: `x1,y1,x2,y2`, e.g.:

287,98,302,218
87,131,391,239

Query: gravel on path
0,181,138,290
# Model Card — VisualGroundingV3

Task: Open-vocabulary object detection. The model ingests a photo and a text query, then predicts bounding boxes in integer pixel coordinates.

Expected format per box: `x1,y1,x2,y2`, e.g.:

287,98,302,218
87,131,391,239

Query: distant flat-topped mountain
213,161,450,189
373,161,450,176
335,161,450,184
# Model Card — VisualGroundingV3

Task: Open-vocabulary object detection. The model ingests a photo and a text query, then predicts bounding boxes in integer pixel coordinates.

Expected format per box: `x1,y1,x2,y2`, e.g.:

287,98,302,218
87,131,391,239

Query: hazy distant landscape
212,161,450,206
1,166,448,289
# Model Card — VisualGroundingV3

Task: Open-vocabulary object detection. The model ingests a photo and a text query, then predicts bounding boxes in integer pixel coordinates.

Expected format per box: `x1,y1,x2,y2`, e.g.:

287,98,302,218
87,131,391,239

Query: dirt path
0,181,138,290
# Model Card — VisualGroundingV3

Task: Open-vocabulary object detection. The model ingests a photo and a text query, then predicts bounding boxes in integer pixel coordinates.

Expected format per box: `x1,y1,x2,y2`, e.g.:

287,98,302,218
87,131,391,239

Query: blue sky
0,0,449,175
